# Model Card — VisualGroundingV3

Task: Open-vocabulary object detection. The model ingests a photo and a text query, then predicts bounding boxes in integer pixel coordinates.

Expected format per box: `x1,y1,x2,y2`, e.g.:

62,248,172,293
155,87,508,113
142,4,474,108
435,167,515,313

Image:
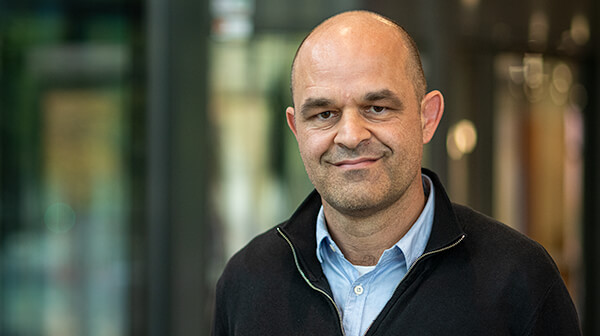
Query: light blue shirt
316,175,435,336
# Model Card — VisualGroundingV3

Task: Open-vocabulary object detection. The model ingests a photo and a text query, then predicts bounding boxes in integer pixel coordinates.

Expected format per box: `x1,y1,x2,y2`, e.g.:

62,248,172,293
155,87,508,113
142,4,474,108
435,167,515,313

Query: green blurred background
1,0,599,335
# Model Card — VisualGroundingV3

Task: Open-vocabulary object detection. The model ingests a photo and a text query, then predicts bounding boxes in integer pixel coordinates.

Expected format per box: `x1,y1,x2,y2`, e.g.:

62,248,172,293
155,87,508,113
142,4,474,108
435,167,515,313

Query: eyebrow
363,89,404,110
298,89,404,117
299,97,335,117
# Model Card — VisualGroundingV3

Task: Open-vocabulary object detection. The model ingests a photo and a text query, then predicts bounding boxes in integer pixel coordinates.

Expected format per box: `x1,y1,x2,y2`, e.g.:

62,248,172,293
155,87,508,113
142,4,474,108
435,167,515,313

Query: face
287,19,443,217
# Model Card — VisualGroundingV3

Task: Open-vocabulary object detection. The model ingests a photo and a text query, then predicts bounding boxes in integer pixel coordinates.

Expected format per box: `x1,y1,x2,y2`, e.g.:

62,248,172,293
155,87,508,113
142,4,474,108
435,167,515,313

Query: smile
332,157,381,169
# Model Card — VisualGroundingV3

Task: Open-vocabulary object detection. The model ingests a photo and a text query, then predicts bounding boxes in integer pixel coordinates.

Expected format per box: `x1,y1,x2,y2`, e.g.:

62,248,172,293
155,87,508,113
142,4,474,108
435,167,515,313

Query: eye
367,106,387,114
317,111,333,120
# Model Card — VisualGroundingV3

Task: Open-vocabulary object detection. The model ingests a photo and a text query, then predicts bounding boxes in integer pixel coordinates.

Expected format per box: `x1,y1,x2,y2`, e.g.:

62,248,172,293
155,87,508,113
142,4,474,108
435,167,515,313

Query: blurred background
1,0,599,335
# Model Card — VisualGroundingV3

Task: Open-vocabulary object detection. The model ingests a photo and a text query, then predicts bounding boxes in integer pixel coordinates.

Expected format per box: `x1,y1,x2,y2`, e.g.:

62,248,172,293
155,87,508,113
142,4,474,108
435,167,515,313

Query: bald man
212,11,581,336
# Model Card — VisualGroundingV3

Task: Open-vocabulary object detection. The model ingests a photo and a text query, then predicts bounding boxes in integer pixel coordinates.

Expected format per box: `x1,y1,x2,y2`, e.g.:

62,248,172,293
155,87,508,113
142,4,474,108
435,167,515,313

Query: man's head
286,10,444,218
290,11,427,104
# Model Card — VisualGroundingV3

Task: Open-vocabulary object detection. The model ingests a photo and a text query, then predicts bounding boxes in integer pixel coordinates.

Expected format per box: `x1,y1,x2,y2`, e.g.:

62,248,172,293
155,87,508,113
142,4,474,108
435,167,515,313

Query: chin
322,189,393,217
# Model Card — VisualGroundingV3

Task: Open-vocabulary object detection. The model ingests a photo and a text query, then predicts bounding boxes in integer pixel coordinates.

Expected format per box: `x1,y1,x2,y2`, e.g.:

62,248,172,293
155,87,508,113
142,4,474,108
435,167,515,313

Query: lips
332,157,381,169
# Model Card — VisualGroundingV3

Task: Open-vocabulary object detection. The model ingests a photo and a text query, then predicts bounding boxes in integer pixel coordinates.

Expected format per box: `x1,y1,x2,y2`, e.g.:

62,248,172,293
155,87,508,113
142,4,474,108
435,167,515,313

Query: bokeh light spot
44,203,76,233
447,119,478,160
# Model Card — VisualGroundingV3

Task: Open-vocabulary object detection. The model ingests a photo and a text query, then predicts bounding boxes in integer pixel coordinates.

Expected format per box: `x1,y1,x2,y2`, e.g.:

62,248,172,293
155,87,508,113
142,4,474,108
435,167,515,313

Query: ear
420,90,444,144
286,106,298,137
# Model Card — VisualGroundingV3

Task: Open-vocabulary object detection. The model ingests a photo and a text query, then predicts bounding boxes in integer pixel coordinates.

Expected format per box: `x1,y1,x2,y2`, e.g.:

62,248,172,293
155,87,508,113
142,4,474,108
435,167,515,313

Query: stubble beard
304,145,421,218
315,166,415,218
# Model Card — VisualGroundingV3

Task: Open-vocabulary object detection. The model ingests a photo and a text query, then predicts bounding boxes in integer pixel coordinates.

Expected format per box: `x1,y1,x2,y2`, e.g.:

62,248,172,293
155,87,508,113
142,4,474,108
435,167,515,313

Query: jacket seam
519,276,560,336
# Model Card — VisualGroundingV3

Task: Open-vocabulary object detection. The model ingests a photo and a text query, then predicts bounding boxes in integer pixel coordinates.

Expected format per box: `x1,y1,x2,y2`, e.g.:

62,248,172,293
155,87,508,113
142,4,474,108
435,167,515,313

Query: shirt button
354,285,364,295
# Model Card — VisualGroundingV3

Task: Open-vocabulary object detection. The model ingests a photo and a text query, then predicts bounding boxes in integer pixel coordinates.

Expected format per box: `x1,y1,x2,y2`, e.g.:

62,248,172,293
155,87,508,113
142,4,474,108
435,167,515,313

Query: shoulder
214,223,292,320
452,203,554,257
212,224,294,333
218,224,290,285
451,203,560,279
449,204,580,335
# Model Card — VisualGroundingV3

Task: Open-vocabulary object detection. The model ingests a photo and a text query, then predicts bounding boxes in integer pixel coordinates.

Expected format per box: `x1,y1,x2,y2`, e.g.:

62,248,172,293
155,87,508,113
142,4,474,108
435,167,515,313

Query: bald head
290,11,427,104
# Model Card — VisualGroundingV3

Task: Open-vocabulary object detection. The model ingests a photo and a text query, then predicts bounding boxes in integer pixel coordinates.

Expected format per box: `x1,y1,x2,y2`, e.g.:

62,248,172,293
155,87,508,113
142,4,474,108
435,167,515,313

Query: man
212,10,581,336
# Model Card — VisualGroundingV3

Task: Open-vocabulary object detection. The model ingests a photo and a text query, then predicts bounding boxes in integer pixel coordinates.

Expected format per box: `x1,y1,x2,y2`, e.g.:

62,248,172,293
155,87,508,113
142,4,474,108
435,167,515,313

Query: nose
333,110,372,149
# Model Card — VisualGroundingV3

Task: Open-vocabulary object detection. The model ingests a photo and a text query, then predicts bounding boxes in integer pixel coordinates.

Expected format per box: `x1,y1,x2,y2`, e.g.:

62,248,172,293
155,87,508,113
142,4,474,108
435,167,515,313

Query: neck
322,178,426,266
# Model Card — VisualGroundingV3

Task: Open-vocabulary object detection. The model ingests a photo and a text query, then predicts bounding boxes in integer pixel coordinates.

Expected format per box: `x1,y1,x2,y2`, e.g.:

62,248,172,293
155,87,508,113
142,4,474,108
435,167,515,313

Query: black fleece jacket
212,169,581,336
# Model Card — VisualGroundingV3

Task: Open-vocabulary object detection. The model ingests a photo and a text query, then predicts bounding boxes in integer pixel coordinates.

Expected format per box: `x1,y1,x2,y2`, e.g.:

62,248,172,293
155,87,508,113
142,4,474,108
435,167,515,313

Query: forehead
295,43,412,103
293,18,413,102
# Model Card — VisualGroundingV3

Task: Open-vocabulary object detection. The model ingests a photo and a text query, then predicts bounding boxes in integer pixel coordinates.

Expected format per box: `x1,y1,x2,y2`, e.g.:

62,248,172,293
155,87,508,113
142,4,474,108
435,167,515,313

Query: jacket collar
277,168,465,283
421,168,466,252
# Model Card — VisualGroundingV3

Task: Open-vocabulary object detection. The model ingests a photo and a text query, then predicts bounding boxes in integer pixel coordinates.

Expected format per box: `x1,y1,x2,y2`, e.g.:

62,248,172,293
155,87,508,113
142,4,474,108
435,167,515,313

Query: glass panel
210,33,313,258
0,11,133,336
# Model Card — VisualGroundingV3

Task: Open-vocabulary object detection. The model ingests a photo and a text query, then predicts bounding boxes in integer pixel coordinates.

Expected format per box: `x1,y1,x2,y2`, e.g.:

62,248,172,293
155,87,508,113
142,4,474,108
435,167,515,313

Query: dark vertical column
129,2,149,334
168,0,214,334
147,0,213,334
469,52,495,216
583,3,600,334
147,0,172,333
421,0,454,183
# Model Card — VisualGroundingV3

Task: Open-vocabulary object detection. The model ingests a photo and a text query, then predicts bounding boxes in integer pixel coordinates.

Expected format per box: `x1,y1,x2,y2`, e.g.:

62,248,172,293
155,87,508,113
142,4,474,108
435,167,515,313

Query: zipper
279,226,465,336
363,234,466,336
405,234,466,277
277,227,346,336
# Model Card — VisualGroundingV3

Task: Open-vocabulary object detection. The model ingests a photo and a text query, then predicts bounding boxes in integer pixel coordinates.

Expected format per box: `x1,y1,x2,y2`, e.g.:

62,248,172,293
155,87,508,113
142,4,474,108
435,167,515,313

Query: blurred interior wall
0,1,598,335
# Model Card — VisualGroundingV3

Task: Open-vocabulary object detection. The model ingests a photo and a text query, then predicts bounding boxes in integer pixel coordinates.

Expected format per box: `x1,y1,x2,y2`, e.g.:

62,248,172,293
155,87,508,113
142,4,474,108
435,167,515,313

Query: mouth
332,157,382,169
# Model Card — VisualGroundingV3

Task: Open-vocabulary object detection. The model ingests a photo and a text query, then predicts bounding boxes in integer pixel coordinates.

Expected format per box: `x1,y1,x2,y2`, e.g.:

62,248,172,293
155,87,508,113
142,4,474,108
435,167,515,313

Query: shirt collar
316,206,335,263
316,174,435,269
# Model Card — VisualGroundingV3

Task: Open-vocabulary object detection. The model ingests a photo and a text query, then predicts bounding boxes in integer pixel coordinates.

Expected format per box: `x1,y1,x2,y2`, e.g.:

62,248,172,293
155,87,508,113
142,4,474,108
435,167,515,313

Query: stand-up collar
277,168,465,283
421,168,466,252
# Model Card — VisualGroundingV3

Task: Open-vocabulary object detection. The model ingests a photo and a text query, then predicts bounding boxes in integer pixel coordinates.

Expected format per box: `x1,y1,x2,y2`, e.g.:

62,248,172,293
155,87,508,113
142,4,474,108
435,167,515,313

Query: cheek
377,121,423,153
298,130,333,160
